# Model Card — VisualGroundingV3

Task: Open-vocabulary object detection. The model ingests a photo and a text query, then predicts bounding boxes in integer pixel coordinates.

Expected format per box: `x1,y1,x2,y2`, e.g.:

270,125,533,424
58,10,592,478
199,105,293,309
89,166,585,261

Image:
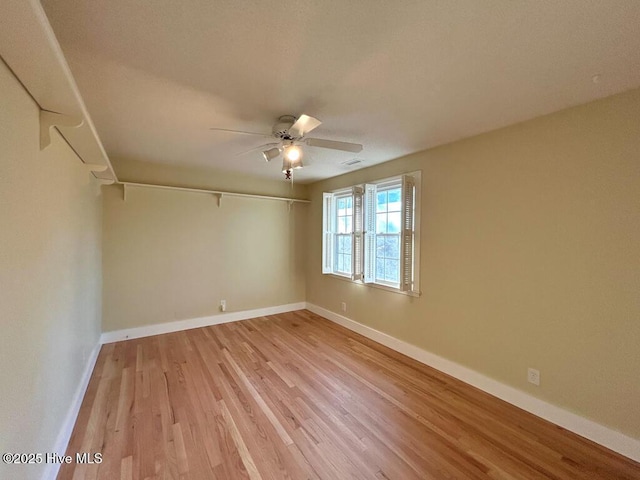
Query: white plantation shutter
400,175,415,291
322,192,333,274
351,186,364,281
363,183,377,283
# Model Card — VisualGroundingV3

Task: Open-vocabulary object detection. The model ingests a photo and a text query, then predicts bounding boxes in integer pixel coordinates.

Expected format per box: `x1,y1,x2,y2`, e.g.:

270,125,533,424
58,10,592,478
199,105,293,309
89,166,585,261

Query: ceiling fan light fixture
282,156,303,172
261,147,280,162
210,114,363,177
282,143,304,172
283,144,302,162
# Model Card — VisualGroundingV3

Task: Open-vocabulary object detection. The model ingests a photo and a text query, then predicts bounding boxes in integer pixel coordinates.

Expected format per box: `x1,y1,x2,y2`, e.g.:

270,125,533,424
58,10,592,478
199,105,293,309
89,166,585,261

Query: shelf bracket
84,163,108,173
216,193,223,207
39,110,84,150
123,183,128,201
95,178,115,186
288,201,293,212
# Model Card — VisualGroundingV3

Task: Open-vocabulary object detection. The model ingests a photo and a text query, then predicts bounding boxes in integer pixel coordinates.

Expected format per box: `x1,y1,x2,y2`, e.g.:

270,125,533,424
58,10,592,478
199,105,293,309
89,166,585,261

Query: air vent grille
340,158,363,167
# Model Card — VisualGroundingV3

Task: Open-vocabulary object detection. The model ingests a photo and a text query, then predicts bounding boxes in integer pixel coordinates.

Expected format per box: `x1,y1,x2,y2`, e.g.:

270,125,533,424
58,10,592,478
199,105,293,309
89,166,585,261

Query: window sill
324,273,421,297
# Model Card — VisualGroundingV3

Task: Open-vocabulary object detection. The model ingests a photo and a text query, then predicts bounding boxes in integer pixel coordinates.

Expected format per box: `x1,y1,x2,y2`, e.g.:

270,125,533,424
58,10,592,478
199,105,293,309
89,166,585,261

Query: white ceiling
41,0,640,184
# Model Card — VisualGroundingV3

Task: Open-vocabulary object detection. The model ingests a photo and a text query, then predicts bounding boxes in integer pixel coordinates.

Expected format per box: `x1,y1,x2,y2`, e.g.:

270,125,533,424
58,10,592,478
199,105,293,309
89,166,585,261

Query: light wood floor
59,310,639,479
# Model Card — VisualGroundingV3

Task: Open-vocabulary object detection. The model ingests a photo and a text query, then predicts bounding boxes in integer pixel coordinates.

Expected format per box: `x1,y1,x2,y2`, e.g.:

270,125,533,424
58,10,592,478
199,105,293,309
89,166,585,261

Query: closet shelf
119,181,310,207
0,0,117,183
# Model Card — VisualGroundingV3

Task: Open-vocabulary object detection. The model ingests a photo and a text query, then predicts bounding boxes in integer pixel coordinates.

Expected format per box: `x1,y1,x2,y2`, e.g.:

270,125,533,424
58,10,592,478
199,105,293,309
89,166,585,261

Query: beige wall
0,61,103,479
102,182,307,332
306,87,640,439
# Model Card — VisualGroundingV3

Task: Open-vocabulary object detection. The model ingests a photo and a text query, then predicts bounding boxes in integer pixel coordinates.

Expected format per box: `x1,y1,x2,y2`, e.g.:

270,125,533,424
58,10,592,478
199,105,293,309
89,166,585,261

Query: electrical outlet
220,300,226,312
341,302,347,312
527,368,540,386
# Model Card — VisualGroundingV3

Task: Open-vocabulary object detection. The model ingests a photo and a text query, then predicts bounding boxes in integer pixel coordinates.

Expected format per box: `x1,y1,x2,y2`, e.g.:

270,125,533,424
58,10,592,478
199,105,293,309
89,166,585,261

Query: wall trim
305,303,640,463
100,302,307,344
41,342,101,480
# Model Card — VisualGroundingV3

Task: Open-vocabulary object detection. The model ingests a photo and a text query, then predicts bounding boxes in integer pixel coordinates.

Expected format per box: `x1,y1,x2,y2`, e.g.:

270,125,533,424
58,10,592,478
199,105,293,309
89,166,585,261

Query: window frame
333,190,354,277
369,179,403,288
322,171,421,296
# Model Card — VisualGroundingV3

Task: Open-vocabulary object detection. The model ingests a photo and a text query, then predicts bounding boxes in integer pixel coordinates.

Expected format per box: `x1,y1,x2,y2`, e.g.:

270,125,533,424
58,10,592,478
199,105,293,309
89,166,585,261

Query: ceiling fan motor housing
272,115,297,140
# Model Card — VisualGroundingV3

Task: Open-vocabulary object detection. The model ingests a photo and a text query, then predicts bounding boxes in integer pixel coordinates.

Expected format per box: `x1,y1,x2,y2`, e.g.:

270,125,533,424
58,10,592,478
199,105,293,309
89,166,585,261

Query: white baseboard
41,342,101,480
100,302,307,344
305,303,640,463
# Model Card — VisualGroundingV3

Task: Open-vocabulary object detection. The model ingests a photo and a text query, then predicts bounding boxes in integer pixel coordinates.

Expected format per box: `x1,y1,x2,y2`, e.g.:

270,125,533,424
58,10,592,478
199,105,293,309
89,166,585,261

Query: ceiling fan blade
210,127,272,138
288,114,322,137
305,138,363,153
234,142,280,157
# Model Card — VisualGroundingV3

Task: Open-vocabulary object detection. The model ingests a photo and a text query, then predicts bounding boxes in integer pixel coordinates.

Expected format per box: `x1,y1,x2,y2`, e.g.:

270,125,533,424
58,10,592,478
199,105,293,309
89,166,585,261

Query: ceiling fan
211,114,363,177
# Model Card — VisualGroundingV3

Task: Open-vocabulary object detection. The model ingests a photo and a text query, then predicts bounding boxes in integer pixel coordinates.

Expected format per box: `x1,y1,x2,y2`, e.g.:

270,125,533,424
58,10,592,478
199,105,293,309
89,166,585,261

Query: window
374,185,402,285
334,193,353,276
323,186,363,279
323,172,420,294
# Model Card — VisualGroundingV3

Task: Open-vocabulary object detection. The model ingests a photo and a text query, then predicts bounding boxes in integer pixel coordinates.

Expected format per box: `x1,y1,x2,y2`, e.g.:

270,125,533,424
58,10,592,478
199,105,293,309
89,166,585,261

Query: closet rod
119,181,311,204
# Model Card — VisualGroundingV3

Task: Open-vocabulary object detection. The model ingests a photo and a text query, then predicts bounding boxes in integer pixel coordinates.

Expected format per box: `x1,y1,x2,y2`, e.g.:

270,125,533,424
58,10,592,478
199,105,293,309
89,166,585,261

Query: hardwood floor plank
172,422,189,475
222,347,294,446
121,456,133,480
219,399,262,480
59,310,640,480
266,360,296,389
